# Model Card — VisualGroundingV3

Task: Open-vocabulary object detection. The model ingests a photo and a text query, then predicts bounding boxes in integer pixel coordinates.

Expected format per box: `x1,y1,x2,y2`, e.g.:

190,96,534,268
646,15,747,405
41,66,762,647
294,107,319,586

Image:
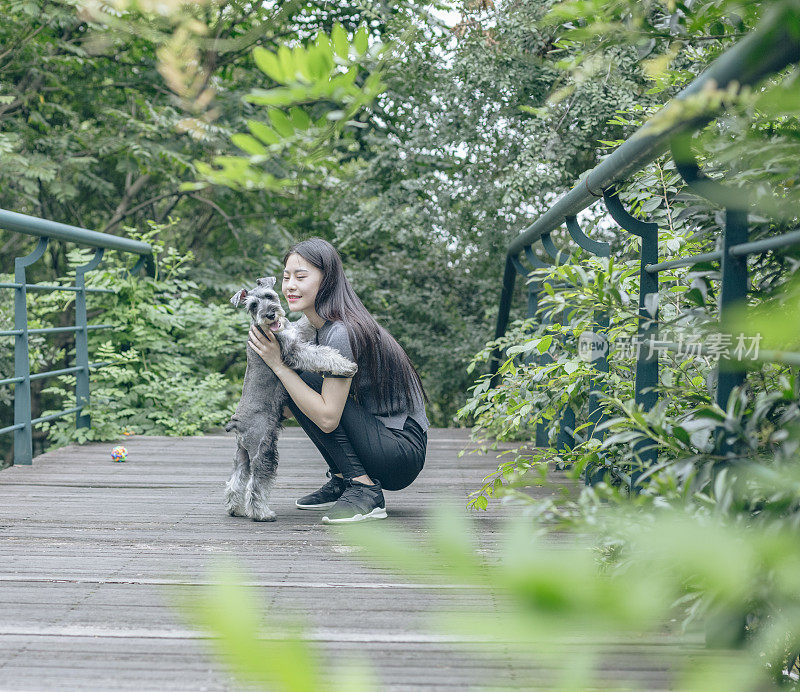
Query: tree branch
103,174,151,233
189,193,242,244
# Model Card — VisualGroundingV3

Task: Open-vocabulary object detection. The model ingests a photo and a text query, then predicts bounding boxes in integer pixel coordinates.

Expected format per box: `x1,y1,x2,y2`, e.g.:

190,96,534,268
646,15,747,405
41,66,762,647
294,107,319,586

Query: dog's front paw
245,478,277,522
330,360,358,377
251,508,277,522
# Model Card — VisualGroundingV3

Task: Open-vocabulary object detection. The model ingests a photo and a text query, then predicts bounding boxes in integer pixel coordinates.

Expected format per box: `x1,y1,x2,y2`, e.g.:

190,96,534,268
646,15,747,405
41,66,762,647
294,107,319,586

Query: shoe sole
321,507,388,524
295,500,337,510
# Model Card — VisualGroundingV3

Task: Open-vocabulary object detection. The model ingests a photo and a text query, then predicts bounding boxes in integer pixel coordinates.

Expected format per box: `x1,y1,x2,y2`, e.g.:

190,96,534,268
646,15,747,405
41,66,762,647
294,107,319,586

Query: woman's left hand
248,324,284,371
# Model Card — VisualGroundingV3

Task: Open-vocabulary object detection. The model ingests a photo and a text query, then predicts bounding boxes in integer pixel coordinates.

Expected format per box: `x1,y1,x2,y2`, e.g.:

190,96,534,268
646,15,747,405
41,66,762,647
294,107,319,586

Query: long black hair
283,238,429,416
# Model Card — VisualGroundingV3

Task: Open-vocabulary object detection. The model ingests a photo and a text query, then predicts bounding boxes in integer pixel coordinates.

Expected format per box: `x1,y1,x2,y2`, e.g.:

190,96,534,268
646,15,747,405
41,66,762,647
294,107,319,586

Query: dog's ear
230,288,248,307
256,276,276,289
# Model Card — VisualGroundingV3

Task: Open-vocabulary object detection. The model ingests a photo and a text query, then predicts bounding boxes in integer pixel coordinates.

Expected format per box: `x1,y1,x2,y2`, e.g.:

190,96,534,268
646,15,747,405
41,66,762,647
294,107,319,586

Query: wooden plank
0,429,687,690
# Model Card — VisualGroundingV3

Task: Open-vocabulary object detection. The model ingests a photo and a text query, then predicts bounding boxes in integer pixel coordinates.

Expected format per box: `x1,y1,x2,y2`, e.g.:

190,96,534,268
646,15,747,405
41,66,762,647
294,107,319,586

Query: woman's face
282,253,323,314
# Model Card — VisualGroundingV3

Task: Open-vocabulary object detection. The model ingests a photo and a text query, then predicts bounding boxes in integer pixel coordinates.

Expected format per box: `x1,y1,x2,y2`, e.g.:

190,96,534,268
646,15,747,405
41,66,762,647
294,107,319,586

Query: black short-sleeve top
315,319,430,433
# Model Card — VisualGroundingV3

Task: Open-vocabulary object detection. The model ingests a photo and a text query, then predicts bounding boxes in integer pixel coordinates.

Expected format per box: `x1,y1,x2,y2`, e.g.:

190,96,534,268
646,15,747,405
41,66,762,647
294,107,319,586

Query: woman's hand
248,324,285,372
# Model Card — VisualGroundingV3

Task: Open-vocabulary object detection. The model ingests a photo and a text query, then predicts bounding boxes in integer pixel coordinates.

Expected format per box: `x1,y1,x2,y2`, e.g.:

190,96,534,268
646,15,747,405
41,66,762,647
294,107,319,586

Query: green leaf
672,425,691,447
684,288,706,307
537,335,553,354
331,23,349,59
506,341,536,356
277,45,294,84
252,47,283,83
288,106,312,131
314,32,334,68
231,134,267,155
694,407,726,423
246,120,281,145
354,24,369,55
268,110,295,137
756,85,800,118
307,44,330,82
292,45,312,83
244,87,306,107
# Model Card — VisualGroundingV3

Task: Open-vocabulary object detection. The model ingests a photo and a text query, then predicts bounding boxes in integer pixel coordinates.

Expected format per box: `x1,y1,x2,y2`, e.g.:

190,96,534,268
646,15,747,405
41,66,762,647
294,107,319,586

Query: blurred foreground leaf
174,557,377,692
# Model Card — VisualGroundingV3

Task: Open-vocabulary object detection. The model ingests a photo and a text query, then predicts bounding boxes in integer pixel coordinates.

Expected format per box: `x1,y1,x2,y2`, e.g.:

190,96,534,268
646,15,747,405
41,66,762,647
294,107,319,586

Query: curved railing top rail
506,6,800,259
0,209,152,256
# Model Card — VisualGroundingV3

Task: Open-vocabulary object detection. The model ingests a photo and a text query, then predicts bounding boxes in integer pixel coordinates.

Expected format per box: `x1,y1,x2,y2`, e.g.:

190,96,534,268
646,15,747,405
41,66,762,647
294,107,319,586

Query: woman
246,238,430,524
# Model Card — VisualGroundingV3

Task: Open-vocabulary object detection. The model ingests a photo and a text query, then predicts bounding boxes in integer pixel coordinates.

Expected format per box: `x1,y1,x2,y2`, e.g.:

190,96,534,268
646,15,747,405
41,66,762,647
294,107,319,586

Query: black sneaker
295,470,347,510
321,478,387,524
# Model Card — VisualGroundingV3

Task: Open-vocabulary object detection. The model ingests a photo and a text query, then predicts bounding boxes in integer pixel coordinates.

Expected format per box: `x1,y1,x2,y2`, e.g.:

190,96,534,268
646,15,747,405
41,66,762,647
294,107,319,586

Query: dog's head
230,276,286,332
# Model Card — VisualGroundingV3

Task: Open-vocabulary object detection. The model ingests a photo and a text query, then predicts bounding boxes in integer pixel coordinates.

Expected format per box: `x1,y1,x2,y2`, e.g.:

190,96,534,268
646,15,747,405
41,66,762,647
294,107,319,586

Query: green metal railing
491,6,800,486
0,209,153,465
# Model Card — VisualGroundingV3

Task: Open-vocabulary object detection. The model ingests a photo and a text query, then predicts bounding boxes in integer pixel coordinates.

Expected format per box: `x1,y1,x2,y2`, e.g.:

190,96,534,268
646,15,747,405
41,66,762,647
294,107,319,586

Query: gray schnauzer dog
224,276,357,521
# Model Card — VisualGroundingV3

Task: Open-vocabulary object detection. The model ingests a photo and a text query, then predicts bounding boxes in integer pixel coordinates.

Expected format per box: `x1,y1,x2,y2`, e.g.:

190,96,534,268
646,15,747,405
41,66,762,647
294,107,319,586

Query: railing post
490,255,518,388
671,136,751,459
13,237,49,465
603,189,660,484
75,248,105,430
522,281,549,447
556,298,576,452
716,208,749,409
562,214,612,478
713,208,748,454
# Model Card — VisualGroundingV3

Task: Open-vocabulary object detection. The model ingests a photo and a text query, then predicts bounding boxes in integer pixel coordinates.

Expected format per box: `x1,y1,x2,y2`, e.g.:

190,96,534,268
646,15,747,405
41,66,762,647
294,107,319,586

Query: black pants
285,371,427,491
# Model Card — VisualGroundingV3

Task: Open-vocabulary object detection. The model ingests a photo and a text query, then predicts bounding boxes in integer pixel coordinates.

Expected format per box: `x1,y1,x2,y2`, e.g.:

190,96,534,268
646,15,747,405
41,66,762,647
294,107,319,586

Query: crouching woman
246,237,430,524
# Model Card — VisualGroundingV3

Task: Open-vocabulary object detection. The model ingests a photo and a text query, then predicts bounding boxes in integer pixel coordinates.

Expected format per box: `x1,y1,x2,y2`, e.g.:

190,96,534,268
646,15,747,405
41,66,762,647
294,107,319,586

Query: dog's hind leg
225,443,250,517
245,425,280,522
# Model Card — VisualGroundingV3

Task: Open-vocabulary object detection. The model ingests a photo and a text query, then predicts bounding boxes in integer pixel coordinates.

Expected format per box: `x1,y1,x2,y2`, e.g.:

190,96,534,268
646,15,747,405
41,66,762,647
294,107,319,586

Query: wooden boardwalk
0,429,682,690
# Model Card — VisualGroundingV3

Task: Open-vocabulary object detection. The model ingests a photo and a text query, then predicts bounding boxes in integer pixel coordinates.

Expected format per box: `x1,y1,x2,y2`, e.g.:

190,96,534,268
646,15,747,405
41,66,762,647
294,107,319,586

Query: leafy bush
457,74,800,509
38,219,244,448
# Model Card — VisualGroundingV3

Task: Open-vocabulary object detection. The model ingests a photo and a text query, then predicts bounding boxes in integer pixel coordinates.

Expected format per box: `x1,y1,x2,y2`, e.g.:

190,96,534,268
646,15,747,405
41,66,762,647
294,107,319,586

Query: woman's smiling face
282,252,323,314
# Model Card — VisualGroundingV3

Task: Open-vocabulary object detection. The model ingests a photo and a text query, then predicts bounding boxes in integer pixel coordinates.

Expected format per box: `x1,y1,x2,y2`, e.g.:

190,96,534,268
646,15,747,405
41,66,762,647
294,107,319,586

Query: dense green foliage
1,0,674,461
458,0,800,512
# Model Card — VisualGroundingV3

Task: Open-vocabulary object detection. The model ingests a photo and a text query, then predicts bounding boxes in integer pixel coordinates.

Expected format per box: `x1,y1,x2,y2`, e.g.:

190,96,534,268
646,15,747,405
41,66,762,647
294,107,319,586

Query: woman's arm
247,324,351,433
272,366,351,433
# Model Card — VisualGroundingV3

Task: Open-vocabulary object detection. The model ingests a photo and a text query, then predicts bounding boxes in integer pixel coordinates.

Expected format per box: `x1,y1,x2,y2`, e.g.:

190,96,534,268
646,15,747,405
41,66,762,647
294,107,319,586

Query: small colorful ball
111,445,128,462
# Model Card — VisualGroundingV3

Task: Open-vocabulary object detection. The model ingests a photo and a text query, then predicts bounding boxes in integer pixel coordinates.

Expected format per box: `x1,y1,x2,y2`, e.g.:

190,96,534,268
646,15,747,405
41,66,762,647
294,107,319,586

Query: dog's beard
256,315,284,332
